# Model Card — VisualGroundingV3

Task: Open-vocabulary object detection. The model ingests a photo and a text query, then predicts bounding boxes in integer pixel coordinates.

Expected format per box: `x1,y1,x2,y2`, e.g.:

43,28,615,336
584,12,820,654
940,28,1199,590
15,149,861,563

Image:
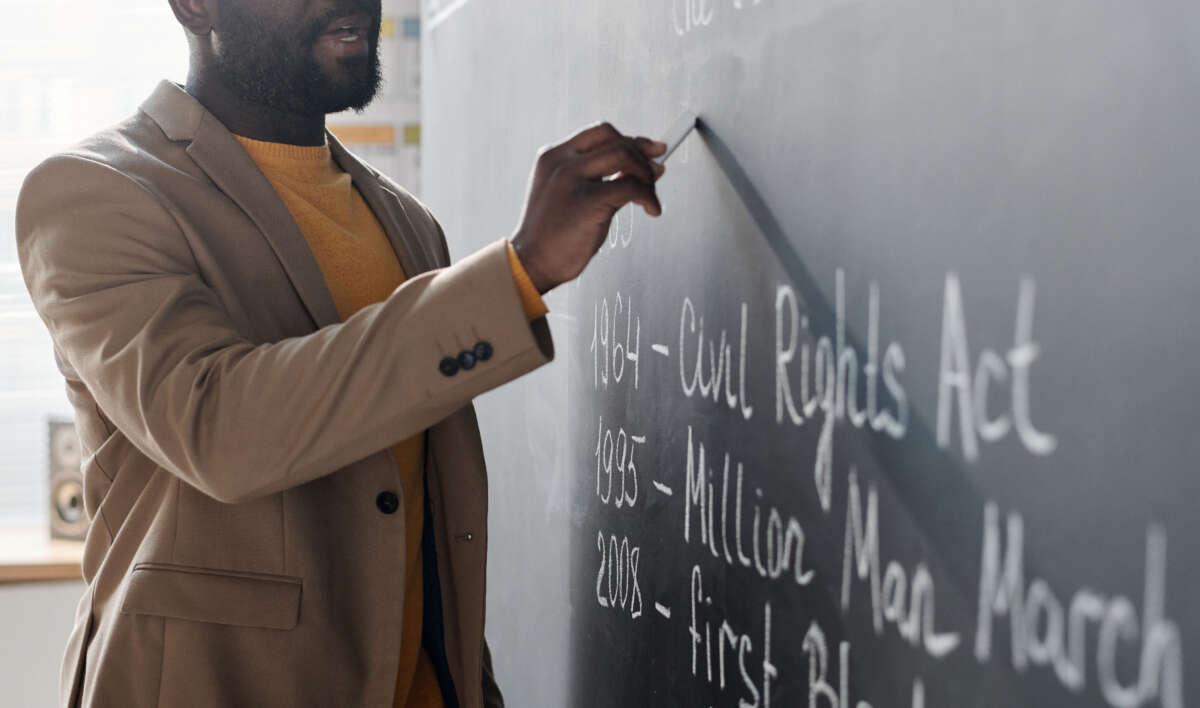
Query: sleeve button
474,341,494,362
439,356,460,377
458,349,478,371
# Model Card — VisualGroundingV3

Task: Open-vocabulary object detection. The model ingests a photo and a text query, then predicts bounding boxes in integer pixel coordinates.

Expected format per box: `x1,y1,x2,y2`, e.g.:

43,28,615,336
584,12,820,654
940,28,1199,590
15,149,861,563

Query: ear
168,0,218,36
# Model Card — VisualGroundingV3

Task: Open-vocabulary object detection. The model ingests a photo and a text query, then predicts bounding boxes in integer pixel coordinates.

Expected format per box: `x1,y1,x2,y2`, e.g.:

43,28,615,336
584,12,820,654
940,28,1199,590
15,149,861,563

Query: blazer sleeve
16,153,554,504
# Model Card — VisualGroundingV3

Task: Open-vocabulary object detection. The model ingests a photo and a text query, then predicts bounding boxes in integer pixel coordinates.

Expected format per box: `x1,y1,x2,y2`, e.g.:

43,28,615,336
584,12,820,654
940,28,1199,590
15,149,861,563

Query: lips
320,12,373,41
325,27,366,43
315,12,374,57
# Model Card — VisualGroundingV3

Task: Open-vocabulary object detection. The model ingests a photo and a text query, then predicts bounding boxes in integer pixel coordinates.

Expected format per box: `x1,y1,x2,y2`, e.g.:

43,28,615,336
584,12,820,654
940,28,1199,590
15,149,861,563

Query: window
0,1,187,528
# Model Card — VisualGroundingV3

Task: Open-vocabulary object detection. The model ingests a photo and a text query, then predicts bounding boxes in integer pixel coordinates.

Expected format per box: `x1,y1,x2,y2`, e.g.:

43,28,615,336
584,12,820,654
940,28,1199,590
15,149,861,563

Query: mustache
300,1,382,44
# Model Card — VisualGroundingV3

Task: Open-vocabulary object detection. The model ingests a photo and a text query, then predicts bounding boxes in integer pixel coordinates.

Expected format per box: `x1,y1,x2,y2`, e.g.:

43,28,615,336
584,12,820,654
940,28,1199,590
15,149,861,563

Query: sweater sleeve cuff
506,242,550,320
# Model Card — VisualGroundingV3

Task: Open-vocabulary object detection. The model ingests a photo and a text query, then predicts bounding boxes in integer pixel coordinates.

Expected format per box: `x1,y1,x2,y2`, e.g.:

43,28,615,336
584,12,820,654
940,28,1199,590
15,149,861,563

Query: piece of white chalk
655,110,699,165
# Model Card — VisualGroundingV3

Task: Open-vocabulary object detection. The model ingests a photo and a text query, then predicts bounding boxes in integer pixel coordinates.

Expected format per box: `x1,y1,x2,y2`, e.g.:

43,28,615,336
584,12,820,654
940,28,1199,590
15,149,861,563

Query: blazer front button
376,491,400,515
474,341,494,362
439,357,459,377
458,350,477,371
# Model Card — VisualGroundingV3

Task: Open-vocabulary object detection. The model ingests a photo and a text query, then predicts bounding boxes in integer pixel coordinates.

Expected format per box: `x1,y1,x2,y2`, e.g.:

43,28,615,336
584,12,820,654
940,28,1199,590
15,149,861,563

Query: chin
326,61,381,112
328,86,378,114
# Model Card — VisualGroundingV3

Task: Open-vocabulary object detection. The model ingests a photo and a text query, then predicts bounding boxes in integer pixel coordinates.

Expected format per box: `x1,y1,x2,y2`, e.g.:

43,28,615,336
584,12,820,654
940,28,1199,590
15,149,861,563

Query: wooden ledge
0,528,84,585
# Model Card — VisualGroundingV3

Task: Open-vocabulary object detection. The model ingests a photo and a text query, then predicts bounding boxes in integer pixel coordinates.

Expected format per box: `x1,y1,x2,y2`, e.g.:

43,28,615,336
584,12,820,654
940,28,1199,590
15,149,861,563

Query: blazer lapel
141,82,342,331
328,134,438,276
186,113,343,330
140,81,436,328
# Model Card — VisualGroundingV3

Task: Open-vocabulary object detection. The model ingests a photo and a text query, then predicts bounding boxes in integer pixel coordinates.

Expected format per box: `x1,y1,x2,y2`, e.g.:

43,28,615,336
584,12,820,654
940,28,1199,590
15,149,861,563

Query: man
15,0,666,705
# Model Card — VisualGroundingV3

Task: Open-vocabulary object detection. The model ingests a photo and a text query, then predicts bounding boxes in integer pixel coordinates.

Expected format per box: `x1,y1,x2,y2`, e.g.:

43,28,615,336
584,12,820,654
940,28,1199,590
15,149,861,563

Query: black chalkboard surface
420,1,1197,706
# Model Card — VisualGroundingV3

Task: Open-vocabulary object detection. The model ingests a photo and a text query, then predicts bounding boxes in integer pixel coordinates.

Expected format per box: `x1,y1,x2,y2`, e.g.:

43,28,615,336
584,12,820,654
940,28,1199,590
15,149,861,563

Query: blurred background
0,1,422,703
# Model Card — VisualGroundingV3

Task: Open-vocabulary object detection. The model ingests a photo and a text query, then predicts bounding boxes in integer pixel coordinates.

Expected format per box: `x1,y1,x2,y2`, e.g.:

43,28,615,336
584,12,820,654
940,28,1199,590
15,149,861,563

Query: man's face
212,0,383,116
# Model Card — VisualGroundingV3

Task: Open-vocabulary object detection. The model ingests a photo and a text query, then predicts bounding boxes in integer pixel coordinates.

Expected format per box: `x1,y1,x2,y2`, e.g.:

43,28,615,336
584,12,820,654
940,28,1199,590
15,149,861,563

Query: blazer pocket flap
121,563,301,630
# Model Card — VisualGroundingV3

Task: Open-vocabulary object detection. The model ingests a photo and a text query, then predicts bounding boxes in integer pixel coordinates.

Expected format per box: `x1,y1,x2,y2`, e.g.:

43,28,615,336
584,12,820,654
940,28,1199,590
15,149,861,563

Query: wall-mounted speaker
48,419,87,541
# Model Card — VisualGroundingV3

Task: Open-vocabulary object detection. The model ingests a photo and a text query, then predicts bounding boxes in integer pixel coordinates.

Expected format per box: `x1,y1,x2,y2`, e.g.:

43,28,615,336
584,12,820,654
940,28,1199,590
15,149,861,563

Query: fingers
577,141,663,185
594,175,663,217
557,121,670,219
564,121,668,157
634,136,669,159
564,121,623,153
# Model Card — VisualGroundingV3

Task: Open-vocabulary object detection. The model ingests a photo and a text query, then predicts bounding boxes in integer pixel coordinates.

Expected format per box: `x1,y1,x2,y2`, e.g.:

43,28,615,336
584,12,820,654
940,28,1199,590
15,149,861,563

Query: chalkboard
420,1,1198,706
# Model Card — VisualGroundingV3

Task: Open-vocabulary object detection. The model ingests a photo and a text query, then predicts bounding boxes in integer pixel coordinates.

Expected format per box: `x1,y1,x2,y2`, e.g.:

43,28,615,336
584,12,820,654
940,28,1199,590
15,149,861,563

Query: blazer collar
139,80,431,329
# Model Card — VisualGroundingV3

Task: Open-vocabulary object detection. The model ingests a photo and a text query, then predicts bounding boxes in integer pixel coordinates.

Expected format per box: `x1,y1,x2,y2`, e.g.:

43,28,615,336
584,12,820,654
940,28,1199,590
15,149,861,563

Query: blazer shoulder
15,124,196,282
18,119,168,230
20,110,191,205
57,110,176,173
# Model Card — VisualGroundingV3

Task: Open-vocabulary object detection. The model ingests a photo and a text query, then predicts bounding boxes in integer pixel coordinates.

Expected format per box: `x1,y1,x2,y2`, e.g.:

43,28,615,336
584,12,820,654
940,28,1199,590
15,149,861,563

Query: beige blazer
15,81,553,708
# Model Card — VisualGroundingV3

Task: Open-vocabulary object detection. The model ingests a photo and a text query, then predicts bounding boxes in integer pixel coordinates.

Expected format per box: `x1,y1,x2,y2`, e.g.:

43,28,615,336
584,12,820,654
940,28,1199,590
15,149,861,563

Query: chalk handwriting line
652,480,674,496
651,344,670,357
655,602,672,618
696,126,1074,704
694,123,1054,702
693,118,1004,619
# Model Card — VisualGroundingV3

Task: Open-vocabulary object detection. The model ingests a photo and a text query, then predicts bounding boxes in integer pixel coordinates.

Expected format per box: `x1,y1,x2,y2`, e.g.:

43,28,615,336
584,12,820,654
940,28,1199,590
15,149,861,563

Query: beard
212,0,383,116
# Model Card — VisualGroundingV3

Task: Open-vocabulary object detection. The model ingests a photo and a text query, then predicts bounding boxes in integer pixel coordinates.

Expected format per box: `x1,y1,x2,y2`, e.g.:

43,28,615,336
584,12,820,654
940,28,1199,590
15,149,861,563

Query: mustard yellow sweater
236,135,545,707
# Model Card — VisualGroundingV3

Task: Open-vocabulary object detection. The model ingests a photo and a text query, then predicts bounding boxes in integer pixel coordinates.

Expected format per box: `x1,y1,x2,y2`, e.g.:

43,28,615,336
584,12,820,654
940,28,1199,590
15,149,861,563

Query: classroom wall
0,581,85,707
